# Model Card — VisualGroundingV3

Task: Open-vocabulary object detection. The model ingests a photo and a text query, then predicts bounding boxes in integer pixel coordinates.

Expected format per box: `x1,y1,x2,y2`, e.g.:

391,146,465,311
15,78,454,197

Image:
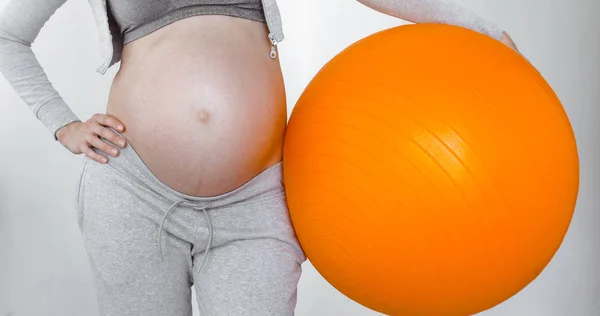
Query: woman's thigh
191,191,306,316
193,237,304,316
77,158,195,316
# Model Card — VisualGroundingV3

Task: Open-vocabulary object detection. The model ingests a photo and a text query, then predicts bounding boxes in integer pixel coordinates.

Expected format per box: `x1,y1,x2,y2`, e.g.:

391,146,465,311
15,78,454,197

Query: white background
1,0,598,315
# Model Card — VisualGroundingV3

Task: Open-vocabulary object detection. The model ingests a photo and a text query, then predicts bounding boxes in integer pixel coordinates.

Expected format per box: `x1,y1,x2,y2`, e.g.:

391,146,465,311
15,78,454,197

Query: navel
196,108,211,123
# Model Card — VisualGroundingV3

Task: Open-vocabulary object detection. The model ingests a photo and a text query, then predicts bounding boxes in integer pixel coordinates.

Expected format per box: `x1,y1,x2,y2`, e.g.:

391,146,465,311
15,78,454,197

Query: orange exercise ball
283,24,579,316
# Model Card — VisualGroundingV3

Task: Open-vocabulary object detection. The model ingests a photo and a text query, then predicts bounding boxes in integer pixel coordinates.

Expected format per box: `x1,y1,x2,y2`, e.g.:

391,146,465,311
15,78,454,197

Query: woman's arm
0,0,81,141
356,0,504,40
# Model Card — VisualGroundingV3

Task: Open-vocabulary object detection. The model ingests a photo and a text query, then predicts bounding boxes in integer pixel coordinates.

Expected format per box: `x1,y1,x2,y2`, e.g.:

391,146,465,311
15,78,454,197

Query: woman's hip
74,145,303,262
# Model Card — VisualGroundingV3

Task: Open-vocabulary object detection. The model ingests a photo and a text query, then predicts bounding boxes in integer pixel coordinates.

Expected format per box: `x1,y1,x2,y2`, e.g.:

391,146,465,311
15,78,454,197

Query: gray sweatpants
75,129,307,316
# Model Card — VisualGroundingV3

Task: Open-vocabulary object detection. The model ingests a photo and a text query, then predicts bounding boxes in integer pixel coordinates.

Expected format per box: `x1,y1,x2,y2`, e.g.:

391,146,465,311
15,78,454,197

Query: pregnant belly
105,15,287,197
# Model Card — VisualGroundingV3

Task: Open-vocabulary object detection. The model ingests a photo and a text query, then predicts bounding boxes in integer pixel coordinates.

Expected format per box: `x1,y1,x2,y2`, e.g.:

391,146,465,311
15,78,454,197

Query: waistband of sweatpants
90,127,285,209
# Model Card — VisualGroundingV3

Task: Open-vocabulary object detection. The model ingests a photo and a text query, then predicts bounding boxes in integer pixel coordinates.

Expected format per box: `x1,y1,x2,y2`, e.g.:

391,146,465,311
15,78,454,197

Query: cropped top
0,0,505,141
107,0,266,44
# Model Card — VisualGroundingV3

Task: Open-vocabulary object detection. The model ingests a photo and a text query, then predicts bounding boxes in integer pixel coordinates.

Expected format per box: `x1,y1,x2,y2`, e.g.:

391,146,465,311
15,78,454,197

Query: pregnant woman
0,0,518,315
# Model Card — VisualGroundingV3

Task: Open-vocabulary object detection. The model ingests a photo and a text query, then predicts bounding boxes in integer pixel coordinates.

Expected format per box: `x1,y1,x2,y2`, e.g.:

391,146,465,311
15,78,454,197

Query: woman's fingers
90,113,127,148
92,113,126,133
78,113,128,163
81,143,108,164
92,123,127,148
500,31,519,53
88,134,120,157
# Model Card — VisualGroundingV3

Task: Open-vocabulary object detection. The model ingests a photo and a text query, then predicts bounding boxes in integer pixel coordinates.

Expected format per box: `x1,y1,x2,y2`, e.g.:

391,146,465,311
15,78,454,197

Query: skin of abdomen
106,15,287,197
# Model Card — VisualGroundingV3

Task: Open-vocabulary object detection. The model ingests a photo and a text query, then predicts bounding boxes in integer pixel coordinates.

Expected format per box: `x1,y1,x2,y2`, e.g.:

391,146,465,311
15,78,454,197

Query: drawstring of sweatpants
157,199,214,275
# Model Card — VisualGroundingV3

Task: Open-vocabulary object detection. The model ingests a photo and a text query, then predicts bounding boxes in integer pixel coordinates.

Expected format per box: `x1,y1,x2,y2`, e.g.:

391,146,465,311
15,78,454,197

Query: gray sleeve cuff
35,98,81,141
478,21,504,41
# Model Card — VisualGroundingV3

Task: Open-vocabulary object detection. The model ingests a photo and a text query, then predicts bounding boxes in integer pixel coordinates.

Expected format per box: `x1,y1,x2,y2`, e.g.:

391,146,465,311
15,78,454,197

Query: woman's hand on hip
56,113,128,164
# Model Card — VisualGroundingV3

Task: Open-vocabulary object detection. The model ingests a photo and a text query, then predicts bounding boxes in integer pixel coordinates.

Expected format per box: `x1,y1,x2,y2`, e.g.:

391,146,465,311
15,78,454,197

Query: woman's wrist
55,120,80,142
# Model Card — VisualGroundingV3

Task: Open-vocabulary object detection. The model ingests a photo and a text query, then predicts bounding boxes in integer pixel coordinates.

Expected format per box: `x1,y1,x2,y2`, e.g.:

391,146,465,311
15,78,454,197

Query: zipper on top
268,33,278,59
260,0,278,59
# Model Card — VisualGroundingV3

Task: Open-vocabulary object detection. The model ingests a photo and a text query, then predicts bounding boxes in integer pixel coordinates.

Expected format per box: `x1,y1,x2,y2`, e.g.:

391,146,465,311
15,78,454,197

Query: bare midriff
106,15,287,197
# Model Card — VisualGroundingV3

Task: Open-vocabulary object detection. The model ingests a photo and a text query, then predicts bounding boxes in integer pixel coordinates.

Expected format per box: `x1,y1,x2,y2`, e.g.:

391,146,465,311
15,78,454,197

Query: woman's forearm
0,0,81,140
356,0,504,40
